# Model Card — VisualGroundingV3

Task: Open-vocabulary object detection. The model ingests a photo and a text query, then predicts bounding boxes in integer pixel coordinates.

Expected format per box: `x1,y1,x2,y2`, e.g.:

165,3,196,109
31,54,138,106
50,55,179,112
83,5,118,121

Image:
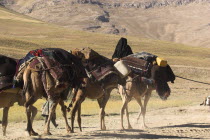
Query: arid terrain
1,75,210,140
1,104,210,140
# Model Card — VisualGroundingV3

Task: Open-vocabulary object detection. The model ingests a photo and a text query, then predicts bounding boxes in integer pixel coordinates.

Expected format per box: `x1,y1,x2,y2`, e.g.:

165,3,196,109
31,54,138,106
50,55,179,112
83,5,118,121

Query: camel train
0,38,175,136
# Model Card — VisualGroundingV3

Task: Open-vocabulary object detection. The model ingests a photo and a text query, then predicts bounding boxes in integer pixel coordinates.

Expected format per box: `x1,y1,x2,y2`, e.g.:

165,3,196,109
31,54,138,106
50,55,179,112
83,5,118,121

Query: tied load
114,52,174,85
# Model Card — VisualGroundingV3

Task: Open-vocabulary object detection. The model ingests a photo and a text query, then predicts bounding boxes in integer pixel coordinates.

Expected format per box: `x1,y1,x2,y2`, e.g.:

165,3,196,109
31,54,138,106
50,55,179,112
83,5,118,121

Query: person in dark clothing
112,37,133,59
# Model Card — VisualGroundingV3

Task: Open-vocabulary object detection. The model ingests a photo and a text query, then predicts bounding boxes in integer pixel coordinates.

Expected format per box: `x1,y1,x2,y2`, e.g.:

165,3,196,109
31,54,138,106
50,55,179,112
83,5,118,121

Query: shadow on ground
90,133,198,139
158,123,210,129
31,128,202,140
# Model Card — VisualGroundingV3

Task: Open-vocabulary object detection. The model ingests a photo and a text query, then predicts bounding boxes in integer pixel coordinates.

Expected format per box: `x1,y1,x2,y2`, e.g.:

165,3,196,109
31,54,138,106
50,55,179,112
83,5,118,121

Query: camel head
71,47,100,62
150,64,175,100
71,48,85,61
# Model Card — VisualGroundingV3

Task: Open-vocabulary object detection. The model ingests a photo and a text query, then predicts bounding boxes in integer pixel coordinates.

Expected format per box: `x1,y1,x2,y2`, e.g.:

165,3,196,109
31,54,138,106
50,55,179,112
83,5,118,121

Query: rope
126,75,140,82
176,75,210,85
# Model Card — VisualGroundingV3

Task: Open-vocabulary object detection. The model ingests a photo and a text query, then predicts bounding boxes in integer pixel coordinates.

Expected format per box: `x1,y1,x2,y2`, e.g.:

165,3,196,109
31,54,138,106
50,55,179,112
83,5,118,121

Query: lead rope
176,75,210,85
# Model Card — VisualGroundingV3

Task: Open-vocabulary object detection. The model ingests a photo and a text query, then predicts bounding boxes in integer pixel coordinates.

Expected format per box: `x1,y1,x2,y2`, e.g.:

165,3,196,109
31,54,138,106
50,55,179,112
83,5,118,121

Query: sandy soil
1,104,210,140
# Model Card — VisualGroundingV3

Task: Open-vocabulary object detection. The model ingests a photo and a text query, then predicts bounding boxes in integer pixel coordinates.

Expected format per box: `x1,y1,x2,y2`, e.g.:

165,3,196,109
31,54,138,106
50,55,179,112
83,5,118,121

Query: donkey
16,48,85,135
70,47,124,132
0,55,37,136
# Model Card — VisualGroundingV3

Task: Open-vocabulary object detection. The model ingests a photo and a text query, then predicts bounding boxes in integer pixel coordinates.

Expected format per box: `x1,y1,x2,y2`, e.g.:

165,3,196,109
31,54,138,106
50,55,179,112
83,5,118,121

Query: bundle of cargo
114,52,168,78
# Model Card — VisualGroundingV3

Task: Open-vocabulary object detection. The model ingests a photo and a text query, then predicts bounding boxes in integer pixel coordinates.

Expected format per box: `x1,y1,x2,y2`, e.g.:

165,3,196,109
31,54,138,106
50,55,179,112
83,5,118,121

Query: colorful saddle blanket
15,48,86,87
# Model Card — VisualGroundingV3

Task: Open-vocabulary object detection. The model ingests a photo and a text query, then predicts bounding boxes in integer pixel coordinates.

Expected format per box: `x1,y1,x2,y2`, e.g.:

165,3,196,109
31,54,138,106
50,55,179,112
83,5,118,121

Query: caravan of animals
1,37,210,140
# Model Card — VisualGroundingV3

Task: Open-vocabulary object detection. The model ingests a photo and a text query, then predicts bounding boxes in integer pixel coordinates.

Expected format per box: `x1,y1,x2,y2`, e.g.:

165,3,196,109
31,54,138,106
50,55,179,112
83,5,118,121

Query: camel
17,48,85,136
70,47,124,132
0,55,37,136
0,88,37,136
111,37,175,129
118,64,175,129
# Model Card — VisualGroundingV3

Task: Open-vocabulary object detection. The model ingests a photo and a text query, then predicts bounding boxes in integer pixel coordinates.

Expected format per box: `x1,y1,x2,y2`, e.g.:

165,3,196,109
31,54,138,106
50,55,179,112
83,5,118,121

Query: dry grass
0,94,194,123
0,6,210,122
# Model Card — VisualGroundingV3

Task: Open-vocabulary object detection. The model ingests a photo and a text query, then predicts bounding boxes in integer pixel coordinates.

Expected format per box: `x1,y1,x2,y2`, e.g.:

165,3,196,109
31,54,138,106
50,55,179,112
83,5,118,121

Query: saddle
83,49,118,82
15,48,86,99
91,64,117,81
121,52,155,77
122,52,175,83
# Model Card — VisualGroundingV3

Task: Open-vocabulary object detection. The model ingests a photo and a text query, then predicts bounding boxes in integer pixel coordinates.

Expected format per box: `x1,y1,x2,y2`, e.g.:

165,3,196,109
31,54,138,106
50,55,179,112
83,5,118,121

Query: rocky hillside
1,0,210,47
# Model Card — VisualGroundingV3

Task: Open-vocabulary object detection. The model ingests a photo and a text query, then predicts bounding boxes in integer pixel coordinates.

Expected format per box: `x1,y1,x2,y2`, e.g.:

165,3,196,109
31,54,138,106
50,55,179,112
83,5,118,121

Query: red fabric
30,49,44,57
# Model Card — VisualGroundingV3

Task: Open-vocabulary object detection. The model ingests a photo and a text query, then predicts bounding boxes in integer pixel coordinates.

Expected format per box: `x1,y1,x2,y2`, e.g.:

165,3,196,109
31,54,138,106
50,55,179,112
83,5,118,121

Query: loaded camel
112,38,175,129
118,62,175,129
70,47,125,132
0,55,37,136
16,48,86,135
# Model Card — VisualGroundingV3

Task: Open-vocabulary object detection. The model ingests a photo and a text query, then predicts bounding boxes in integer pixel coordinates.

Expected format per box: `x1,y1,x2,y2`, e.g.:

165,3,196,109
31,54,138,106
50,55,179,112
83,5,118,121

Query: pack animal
16,48,85,135
112,38,175,129
0,55,37,136
70,47,125,132
118,62,175,129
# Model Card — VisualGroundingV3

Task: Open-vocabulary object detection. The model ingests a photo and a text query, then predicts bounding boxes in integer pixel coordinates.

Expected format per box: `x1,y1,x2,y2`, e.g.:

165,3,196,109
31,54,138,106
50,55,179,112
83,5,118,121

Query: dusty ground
1,104,210,140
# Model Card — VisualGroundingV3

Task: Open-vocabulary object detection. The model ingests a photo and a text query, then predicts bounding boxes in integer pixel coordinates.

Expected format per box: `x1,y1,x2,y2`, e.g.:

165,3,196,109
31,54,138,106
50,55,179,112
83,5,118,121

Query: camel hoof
67,129,71,133
30,131,39,136
128,126,133,129
101,126,106,131
43,132,52,135
142,125,149,129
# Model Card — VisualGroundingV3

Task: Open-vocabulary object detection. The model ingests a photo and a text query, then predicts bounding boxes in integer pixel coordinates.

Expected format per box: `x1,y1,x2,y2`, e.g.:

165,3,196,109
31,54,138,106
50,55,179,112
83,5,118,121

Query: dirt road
1,104,210,140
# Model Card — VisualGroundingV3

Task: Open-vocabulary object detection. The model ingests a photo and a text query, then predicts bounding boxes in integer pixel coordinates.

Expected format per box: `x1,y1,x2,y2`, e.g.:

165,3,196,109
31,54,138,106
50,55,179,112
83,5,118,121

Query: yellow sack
156,57,167,67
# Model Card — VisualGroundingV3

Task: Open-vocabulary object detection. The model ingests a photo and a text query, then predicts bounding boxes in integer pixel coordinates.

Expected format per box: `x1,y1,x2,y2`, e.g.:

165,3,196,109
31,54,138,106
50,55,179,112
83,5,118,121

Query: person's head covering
112,37,133,59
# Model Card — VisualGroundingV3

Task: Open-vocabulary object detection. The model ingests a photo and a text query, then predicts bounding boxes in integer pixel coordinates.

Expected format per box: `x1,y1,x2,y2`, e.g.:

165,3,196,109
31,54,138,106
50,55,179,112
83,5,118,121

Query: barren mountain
1,0,210,47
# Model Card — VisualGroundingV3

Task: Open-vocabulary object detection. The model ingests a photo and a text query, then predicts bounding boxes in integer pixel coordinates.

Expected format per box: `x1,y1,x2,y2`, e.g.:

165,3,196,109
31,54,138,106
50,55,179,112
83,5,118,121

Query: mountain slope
1,0,210,47
0,5,210,70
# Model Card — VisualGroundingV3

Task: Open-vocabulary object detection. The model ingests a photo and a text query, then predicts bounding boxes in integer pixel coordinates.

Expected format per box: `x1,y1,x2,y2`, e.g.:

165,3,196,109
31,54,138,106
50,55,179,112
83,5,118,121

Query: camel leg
2,107,9,136
125,105,132,129
70,100,80,133
59,99,71,133
30,105,38,125
70,88,84,133
23,68,40,136
120,84,132,130
134,95,143,123
141,92,151,128
26,104,38,136
120,98,127,130
25,93,38,136
97,90,111,130
77,104,82,132
51,113,58,128
44,99,58,135
134,91,152,129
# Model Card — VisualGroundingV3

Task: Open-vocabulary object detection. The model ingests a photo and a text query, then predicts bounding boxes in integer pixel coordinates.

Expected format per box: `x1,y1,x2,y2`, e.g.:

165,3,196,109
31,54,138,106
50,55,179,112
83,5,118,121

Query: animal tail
22,68,31,97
